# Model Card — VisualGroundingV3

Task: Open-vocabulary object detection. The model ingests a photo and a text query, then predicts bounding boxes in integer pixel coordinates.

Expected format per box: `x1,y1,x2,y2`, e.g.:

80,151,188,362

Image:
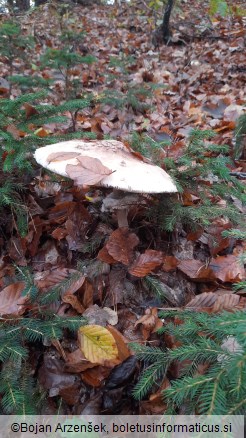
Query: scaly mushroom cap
34,139,177,193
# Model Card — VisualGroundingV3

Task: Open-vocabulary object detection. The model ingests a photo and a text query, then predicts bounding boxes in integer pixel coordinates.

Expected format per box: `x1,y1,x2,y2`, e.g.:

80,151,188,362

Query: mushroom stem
116,208,129,228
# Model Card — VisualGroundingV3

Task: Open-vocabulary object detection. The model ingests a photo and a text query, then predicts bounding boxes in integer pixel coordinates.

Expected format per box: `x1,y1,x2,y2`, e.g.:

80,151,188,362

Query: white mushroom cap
34,139,177,193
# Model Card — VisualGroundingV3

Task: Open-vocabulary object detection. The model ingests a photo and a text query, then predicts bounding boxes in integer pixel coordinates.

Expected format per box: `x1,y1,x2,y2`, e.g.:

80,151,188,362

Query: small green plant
0,21,34,84
0,91,93,173
132,309,246,414
131,129,246,231
101,85,152,113
41,31,96,100
0,91,95,235
108,55,136,76
9,74,53,92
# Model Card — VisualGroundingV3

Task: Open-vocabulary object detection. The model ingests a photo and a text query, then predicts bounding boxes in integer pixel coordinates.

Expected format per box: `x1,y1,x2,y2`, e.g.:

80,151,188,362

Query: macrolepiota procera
34,139,178,227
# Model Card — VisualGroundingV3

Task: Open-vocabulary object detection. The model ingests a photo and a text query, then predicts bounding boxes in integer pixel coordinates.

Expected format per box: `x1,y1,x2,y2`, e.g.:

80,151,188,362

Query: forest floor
0,0,245,415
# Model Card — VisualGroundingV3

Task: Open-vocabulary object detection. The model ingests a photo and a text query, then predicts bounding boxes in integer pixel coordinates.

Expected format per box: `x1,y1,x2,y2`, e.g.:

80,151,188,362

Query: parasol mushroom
34,139,177,227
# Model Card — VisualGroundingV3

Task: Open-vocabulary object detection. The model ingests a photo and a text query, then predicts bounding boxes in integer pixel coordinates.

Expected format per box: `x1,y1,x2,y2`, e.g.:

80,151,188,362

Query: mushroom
34,139,177,227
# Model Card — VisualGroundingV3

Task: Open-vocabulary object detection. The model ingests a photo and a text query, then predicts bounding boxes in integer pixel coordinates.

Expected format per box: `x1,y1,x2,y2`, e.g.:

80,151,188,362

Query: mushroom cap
34,139,177,193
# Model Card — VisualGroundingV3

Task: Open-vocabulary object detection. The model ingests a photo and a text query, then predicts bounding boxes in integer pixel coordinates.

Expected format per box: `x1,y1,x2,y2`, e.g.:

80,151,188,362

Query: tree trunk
18,0,30,10
35,0,47,6
162,0,174,43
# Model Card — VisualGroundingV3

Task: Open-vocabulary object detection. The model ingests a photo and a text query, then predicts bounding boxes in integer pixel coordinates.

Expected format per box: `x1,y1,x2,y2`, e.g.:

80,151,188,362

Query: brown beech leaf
0,77,10,94
7,236,27,266
38,353,80,404
185,291,244,313
128,249,163,277
47,152,80,163
206,218,232,256
97,245,117,264
23,103,38,118
162,255,179,272
134,308,163,340
209,255,245,283
25,216,43,257
0,282,27,316
81,365,112,387
34,268,70,291
178,259,215,282
107,325,131,361
48,202,77,224
34,268,85,294
64,349,98,373
106,228,139,265
35,127,50,138
79,278,94,309
66,156,113,186
212,294,242,312
63,273,85,296
7,124,23,140
62,294,85,314
185,292,218,309
51,227,68,240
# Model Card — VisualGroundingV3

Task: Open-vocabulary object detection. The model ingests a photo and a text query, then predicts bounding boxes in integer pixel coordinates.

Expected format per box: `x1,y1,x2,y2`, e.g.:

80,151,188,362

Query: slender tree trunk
162,0,174,43
35,0,47,5
7,0,14,9
15,0,30,10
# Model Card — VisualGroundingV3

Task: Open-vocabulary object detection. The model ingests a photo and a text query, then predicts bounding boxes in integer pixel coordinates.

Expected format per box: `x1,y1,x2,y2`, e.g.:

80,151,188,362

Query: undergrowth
0,266,87,414
130,129,245,231
132,310,246,414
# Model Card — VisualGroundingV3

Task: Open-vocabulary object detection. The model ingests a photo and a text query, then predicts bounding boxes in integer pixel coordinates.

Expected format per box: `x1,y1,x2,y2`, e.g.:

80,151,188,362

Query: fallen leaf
178,259,215,282
62,294,85,314
185,291,245,312
209,255,245,282
64,349,97,373
47,152,80,162
97,245,118,264
106,228,139,265
107,325,131,361
66,156,113,186
0,77,10,94
81,366,111,387
34,127,50,137
24,103,38,118
78,324,118,364
212,294,241,312
162,255,179,272
83,305,118,326
105,355,137,389
128,250,163,277
135,308,163,339
185,292,218,309
38,353,80,404
0,282,27,316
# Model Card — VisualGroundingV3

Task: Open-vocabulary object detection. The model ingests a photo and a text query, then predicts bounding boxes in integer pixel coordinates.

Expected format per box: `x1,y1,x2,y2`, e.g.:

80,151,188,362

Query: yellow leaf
78,325,118,364
34,127,50,137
